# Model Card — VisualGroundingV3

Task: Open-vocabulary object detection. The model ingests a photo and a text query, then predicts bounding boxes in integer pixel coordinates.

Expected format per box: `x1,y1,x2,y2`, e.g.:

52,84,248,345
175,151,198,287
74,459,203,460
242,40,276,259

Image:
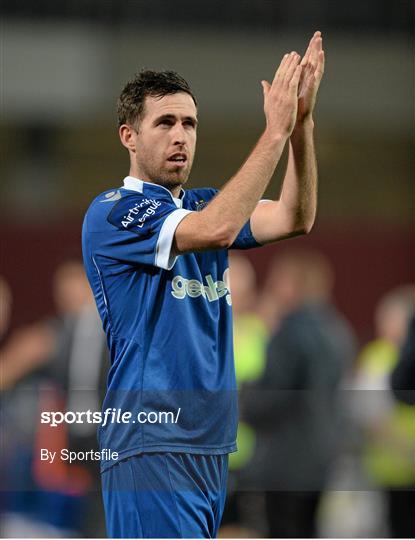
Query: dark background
1,0,414,342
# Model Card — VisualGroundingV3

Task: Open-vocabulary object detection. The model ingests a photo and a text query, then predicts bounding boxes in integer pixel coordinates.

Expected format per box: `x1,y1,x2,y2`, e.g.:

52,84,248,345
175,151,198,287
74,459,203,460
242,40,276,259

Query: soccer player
82,31,324,538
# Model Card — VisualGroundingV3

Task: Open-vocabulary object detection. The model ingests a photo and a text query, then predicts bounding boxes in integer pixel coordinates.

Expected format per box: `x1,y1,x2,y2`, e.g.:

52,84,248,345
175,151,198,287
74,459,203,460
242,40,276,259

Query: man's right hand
261,52,302,140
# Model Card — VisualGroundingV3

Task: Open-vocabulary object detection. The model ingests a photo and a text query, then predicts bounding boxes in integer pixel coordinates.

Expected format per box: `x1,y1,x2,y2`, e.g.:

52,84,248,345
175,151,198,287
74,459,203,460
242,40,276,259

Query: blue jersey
82,176,260,471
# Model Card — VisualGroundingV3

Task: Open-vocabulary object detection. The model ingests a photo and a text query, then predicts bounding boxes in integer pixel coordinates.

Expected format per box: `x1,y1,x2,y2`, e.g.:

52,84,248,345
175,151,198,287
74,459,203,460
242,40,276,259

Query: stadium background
0,1,414,537
1,0,413,342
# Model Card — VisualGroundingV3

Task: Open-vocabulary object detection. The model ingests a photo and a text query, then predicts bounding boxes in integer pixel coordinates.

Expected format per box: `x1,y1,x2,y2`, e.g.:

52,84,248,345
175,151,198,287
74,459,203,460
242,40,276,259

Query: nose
171,123,186,145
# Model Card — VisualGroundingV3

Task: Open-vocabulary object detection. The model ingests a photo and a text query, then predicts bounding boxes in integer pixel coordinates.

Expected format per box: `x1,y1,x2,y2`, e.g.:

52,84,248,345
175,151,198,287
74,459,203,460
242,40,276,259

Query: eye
158,119,174,127
183,120,195,129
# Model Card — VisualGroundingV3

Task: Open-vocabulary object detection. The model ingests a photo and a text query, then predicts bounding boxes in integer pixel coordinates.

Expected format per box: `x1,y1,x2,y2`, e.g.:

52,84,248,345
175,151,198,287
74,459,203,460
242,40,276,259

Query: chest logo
171,268,231,306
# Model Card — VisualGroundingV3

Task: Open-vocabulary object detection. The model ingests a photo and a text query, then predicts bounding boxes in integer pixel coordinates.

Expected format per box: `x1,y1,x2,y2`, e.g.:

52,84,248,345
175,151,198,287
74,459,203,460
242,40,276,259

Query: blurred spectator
230,253,267,388
220,254,268,537
0,260,108,537
0,259,97,391
0,279,59,537
47,259,108,429
52,258,94,316
241,249,357,538
390,313,415,405
41,259,108,537
355,285,415,538
0,323,55,391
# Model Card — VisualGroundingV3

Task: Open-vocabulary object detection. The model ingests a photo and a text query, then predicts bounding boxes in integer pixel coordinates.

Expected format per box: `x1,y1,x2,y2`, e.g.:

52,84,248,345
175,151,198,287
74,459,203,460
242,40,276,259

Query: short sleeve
192,187,261,250
231,219,261,250
93,194,193,270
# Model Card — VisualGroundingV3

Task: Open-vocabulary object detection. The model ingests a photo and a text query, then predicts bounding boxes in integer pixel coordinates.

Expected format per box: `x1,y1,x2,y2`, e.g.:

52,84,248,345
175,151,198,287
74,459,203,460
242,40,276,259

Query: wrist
293,115,315,132
261,128,289,148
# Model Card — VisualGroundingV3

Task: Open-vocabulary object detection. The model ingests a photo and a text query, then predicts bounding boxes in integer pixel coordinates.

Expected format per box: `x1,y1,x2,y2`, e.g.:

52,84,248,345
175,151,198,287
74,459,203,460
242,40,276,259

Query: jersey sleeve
91,194,193,270
193,188,261,250
230,219,262,250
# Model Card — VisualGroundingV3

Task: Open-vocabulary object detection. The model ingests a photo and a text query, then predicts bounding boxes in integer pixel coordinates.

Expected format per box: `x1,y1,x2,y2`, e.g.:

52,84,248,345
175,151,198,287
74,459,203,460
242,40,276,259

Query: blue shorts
101,453,229,538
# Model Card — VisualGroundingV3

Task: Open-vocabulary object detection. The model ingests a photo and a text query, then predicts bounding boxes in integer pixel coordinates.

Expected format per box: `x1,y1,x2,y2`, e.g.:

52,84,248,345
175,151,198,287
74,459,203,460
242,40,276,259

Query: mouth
167,152,187,167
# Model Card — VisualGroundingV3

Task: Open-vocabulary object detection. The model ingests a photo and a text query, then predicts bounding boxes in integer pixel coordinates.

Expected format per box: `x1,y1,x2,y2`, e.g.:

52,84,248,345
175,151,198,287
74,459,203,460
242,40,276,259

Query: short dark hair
117,69,197,128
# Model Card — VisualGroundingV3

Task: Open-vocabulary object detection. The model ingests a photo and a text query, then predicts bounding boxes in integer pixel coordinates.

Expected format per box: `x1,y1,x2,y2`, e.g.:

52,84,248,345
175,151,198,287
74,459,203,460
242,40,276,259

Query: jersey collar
123,176,185,209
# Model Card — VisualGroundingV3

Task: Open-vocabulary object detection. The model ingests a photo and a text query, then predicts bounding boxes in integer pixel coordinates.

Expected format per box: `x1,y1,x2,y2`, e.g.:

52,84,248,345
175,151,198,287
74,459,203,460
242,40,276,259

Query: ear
119,124,137,153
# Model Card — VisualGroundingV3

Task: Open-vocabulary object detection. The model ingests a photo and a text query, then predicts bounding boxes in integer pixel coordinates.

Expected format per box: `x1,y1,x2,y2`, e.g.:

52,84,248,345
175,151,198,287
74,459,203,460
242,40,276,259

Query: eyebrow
153,114,198,126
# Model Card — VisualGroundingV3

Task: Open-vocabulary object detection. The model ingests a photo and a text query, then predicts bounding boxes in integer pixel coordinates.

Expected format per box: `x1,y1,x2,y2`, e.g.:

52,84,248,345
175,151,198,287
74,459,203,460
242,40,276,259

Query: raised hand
296,31,325,123
261,51,302,139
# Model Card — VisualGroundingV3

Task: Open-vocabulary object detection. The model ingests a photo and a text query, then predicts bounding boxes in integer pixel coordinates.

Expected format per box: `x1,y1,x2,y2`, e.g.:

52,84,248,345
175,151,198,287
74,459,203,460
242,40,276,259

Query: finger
261,80,271,96
309,37,323,70
301,31,321,67
304,50,324,93
298,64,307,89
314,50,325,82
289,64,302,93
272,53,290,83
302,63,313,84
304,67,316,92
274,51,299,83
304,33,322,72
284,53,301,83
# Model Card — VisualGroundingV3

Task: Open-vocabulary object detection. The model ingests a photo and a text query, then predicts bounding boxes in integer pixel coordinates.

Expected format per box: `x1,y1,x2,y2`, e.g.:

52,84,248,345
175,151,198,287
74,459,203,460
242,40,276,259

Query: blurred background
1,0,414,537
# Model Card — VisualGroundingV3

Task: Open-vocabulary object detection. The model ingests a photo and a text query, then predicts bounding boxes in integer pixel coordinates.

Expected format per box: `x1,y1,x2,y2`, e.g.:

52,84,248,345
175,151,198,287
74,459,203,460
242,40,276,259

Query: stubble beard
137,155,191,193
155,172,188,192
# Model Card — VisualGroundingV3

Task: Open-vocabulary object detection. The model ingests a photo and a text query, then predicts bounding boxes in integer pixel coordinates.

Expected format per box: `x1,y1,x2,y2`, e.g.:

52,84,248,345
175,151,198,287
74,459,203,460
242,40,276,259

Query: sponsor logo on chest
171,269,231,306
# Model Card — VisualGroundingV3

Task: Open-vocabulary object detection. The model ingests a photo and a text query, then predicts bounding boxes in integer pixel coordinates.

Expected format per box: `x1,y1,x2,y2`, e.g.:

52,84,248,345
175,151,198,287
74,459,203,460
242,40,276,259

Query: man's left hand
295,31,325,125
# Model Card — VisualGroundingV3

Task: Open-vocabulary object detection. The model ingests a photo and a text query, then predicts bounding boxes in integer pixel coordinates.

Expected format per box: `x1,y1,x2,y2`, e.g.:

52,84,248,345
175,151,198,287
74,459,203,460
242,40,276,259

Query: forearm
249,119,317,243
279,118,317,232
204,131,287,238
175,130,287,252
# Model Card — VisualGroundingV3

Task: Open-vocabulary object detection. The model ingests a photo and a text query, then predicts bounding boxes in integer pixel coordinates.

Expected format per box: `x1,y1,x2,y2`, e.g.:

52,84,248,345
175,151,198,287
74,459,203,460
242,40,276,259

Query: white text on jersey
171,269,231,306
